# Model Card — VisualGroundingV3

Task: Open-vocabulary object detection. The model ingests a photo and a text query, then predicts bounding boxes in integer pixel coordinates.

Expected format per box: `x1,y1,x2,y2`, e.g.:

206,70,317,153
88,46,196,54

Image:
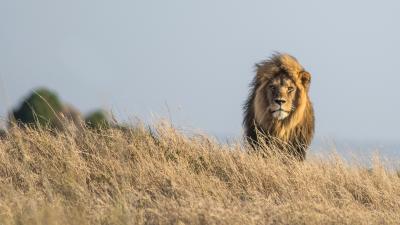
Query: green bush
12,88,63,128
85,110,110,129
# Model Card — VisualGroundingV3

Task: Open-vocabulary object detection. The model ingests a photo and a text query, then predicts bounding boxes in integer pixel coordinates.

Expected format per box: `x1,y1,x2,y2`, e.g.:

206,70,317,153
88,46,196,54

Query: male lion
243,53,314,160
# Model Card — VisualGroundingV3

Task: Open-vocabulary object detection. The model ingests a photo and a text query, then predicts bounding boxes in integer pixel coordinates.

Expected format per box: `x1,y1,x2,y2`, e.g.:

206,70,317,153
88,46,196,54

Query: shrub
85,110,110,129
12,88,63,128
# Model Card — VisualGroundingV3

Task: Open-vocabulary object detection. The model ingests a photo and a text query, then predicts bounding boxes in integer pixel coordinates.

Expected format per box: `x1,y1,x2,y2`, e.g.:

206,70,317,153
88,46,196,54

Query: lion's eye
269,85,275,90
288,87,295,92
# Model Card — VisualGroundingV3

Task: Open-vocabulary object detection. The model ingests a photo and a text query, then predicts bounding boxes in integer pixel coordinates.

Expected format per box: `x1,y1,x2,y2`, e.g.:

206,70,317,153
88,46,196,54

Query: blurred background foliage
9,87,112,130
85,110,110,130
12,88,63,128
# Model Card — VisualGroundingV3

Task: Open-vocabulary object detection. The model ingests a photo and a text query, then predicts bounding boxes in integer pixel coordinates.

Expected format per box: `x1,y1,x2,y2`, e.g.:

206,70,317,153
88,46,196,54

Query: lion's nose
274,99,286,105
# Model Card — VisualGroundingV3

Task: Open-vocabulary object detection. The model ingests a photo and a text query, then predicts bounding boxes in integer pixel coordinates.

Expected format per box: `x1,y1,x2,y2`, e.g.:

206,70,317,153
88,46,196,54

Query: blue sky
1,0,400,141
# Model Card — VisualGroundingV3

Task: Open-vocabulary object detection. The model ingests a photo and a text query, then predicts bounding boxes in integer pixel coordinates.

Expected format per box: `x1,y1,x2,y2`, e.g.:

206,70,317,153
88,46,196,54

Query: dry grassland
0,122,400,225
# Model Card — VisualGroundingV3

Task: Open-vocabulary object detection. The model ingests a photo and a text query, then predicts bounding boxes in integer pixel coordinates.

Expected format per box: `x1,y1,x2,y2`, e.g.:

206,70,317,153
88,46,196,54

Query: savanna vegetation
10,88,111,130
0,121,400,225
0,88,400,225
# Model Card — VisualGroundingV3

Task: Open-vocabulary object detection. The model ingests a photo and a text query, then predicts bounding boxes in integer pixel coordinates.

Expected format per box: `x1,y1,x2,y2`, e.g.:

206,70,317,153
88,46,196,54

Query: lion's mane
243,53,315,160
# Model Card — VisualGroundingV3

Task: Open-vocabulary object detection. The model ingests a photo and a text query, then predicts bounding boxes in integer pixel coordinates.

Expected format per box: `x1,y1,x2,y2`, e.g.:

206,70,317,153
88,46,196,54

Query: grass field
0,121,399,225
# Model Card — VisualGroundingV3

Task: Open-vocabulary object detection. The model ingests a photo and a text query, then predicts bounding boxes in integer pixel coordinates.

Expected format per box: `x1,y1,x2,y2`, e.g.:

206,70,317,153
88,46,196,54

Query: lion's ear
299,71,311,89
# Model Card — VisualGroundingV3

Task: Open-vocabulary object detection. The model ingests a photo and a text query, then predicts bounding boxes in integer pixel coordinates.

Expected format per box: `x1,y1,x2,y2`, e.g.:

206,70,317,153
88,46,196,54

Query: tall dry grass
0,121,400,225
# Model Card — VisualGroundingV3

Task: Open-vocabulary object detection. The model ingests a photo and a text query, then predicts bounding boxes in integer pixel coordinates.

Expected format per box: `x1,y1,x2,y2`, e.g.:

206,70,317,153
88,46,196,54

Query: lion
243,53,315,160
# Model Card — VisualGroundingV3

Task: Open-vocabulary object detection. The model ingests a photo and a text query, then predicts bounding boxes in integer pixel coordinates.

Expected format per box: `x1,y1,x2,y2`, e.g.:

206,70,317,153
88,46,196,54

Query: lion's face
258,72,299,121
252,54,312,127
244,53,315,159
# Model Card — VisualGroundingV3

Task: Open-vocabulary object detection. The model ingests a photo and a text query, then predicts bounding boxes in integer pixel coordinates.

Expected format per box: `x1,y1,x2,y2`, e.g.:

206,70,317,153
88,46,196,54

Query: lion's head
253,54,311,124
243,53,314,160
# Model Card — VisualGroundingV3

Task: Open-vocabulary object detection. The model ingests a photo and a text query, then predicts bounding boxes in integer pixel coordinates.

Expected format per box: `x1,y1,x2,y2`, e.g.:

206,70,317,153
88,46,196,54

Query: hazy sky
1,0,400,141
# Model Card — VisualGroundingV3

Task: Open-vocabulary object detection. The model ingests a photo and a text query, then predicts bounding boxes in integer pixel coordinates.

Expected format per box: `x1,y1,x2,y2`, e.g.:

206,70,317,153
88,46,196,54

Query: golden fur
243,53,315,160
